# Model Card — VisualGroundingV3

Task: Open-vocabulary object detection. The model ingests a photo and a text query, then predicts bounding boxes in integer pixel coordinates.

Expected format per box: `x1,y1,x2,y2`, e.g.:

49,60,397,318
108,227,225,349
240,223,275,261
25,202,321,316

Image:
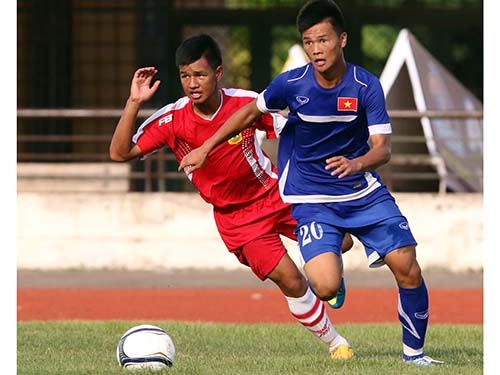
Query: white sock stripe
285,287,316,315
287,290,340,347
296,299,325,326
403,343,424,357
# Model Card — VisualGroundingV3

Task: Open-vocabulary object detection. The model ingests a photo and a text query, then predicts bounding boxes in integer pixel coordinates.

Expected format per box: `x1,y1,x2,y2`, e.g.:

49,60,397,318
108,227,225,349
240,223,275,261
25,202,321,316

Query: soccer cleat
330,344,354,360
327,277,346,309
403,354,444,366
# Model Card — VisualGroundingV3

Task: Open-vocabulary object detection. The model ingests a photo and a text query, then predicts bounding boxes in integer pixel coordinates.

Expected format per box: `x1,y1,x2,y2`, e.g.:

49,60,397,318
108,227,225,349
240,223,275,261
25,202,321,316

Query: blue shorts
293,191,417,267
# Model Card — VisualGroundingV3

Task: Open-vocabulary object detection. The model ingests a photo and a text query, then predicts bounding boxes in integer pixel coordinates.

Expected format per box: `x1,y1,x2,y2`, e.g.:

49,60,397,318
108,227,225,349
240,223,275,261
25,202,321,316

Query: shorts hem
302,247,341,264
367,241,418,268
260,250,287,281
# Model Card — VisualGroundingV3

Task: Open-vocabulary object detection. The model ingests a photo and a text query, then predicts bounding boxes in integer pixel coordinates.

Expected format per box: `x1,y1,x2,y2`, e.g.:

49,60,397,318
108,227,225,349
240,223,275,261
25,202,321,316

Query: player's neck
315,59,347,89
192,89,222,120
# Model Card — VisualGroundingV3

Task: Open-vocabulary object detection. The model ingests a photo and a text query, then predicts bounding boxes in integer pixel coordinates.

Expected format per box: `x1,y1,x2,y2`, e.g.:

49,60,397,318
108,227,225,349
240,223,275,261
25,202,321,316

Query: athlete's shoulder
221,88,259,111
222,87,258,99
141,96,190,127
347,63,381,88
281,63,311,84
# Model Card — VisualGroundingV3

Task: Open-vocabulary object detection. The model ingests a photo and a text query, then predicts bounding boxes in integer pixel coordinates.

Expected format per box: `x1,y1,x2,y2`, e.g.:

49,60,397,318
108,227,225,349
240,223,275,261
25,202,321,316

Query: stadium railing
17,109,483,193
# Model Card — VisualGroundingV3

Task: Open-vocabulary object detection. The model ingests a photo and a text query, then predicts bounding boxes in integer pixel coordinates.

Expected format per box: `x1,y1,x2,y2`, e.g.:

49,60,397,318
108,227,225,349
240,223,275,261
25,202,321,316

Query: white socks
286,287,347,352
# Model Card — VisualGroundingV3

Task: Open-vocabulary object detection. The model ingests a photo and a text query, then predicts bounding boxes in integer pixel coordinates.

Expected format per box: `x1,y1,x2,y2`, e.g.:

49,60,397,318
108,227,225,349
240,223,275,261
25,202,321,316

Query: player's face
179,56,222,105
301,20,347,76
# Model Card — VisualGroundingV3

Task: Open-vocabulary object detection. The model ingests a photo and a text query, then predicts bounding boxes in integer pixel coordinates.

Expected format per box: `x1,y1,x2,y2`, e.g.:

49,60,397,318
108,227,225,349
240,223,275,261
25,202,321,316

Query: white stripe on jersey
368,123,392,135
287,64,310,82
240,129,277,189
297,112,357,123
353,66,368,87
132,96,190,144
278,160,381,203
271,112,287,137
252,134,278,181
222,87,258,98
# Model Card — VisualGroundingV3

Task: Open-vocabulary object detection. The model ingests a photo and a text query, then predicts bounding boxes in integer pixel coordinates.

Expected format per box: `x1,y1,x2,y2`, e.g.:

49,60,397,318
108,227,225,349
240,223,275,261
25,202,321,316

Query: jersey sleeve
132,111,175,158
254,112,287,139
363,78,392,135
256,73,288,113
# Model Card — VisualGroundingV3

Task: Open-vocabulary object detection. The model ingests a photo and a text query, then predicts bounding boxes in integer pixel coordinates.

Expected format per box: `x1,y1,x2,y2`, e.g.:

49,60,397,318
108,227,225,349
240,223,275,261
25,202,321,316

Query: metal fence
16,108,483,193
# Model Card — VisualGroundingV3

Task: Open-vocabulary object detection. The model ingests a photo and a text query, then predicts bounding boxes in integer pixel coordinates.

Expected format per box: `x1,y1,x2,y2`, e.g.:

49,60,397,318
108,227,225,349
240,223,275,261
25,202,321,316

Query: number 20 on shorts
299,221,324,247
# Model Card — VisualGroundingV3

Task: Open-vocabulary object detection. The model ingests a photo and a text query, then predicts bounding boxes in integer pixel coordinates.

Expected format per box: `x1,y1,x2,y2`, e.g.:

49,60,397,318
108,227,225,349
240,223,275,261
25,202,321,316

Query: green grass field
17,321,482,375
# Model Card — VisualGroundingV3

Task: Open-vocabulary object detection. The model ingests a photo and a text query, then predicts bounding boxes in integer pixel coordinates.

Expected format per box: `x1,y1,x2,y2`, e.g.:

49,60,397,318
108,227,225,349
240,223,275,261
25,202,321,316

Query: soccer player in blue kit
180,0,444,366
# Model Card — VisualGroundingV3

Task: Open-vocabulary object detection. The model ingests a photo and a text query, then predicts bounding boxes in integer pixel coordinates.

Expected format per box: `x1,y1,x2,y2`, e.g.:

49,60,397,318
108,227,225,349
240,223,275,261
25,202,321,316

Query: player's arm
326,74,392,179
178,99,262,172
325,133,391,179
110,67,161,162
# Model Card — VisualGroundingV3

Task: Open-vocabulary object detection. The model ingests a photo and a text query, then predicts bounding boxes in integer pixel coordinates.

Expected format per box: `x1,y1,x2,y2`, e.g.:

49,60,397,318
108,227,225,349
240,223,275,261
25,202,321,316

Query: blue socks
398,279,429,357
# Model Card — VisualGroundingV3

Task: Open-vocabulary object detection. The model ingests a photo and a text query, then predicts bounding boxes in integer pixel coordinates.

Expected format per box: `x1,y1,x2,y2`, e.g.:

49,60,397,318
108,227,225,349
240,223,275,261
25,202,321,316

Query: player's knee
396,261,422,288
271,271,307,298
310,280,341,301
284,274,308,295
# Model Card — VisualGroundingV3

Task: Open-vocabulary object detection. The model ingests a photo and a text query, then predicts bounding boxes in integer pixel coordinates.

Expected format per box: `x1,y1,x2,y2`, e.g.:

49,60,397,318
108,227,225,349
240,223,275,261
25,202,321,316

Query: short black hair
296,0,345,35
175,34,222,70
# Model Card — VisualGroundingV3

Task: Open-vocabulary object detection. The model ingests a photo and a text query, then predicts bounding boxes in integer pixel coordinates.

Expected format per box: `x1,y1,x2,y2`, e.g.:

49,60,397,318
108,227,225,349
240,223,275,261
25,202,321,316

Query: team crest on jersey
158,114,173,126
337,97,358,112
228,133,243,145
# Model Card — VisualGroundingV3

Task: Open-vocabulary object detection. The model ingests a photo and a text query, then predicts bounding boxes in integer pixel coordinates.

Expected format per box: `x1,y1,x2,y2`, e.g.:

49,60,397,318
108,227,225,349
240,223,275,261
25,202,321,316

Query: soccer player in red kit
110,34,354,359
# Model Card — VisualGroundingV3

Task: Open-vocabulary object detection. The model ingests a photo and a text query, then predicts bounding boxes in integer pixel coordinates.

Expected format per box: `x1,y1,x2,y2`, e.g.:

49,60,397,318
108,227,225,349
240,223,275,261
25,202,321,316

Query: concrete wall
17,163,130,192
17,192,483,272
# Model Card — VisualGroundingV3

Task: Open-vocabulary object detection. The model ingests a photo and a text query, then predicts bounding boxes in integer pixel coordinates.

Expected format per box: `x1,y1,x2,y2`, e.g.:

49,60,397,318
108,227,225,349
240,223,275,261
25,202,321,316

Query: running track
17,288,482,324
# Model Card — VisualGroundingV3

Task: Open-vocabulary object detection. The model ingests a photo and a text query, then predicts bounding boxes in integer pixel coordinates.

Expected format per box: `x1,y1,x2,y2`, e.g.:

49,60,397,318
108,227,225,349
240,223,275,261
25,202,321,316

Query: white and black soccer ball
117,324,176,370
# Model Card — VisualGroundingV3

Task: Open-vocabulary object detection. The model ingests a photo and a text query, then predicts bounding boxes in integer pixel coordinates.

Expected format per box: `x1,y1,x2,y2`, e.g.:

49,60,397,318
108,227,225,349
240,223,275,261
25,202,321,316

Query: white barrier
17,192,483,272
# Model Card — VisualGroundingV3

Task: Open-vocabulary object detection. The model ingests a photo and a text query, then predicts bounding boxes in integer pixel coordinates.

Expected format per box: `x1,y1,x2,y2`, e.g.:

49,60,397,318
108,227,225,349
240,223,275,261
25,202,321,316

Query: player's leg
277,204,351,308
355,215,442,365
295,218,345,301
327,233,353,309
294,219,353,357
383,244,422,288
341,233,354,254
383,245,442,365
303,252,343,300
267,254,352,359
241,235,352,359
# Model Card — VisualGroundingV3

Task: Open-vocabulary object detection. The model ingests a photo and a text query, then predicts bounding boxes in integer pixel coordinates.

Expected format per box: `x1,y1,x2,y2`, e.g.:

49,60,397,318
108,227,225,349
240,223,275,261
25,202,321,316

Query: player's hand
178,146,210,174
129,67,161,105
325,156,362,179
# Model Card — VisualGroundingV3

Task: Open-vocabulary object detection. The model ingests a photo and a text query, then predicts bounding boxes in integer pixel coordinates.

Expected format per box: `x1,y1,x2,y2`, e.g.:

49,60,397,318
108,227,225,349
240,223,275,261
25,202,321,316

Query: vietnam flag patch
338,97,358,111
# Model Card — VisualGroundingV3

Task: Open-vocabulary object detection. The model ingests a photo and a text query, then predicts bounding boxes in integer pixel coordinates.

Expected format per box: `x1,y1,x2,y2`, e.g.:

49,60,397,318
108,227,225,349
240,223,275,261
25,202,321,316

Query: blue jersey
256,62,392,206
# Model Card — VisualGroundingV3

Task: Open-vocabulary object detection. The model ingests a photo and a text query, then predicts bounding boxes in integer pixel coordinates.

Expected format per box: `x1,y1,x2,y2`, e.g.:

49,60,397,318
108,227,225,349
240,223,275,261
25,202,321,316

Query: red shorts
213,187,297,280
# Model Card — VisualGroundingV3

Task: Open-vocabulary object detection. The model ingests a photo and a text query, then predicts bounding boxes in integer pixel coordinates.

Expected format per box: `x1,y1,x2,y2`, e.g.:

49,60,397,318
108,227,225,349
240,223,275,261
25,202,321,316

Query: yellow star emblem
344,100,352,108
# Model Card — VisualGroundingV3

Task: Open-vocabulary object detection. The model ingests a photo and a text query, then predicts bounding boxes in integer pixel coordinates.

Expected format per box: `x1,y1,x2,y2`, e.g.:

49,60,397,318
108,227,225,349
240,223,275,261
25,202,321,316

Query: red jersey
133,88,286,210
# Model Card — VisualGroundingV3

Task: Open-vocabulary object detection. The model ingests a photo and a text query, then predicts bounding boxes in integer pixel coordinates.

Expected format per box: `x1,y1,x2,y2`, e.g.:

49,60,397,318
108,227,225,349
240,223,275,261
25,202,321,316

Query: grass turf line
17,321,482,375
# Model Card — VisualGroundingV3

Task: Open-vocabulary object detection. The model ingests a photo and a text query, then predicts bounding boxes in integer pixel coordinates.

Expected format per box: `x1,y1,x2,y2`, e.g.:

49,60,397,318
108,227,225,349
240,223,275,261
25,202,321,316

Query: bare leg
383,245,422,288
266,253,352,357
266,253,307,297
383,245,429,360
341,233,353,254
303,252,343,300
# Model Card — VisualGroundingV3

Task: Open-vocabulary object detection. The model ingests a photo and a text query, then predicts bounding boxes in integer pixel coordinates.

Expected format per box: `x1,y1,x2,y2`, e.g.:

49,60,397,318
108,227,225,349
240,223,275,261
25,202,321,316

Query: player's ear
215,65,224,82
340,32,347,48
